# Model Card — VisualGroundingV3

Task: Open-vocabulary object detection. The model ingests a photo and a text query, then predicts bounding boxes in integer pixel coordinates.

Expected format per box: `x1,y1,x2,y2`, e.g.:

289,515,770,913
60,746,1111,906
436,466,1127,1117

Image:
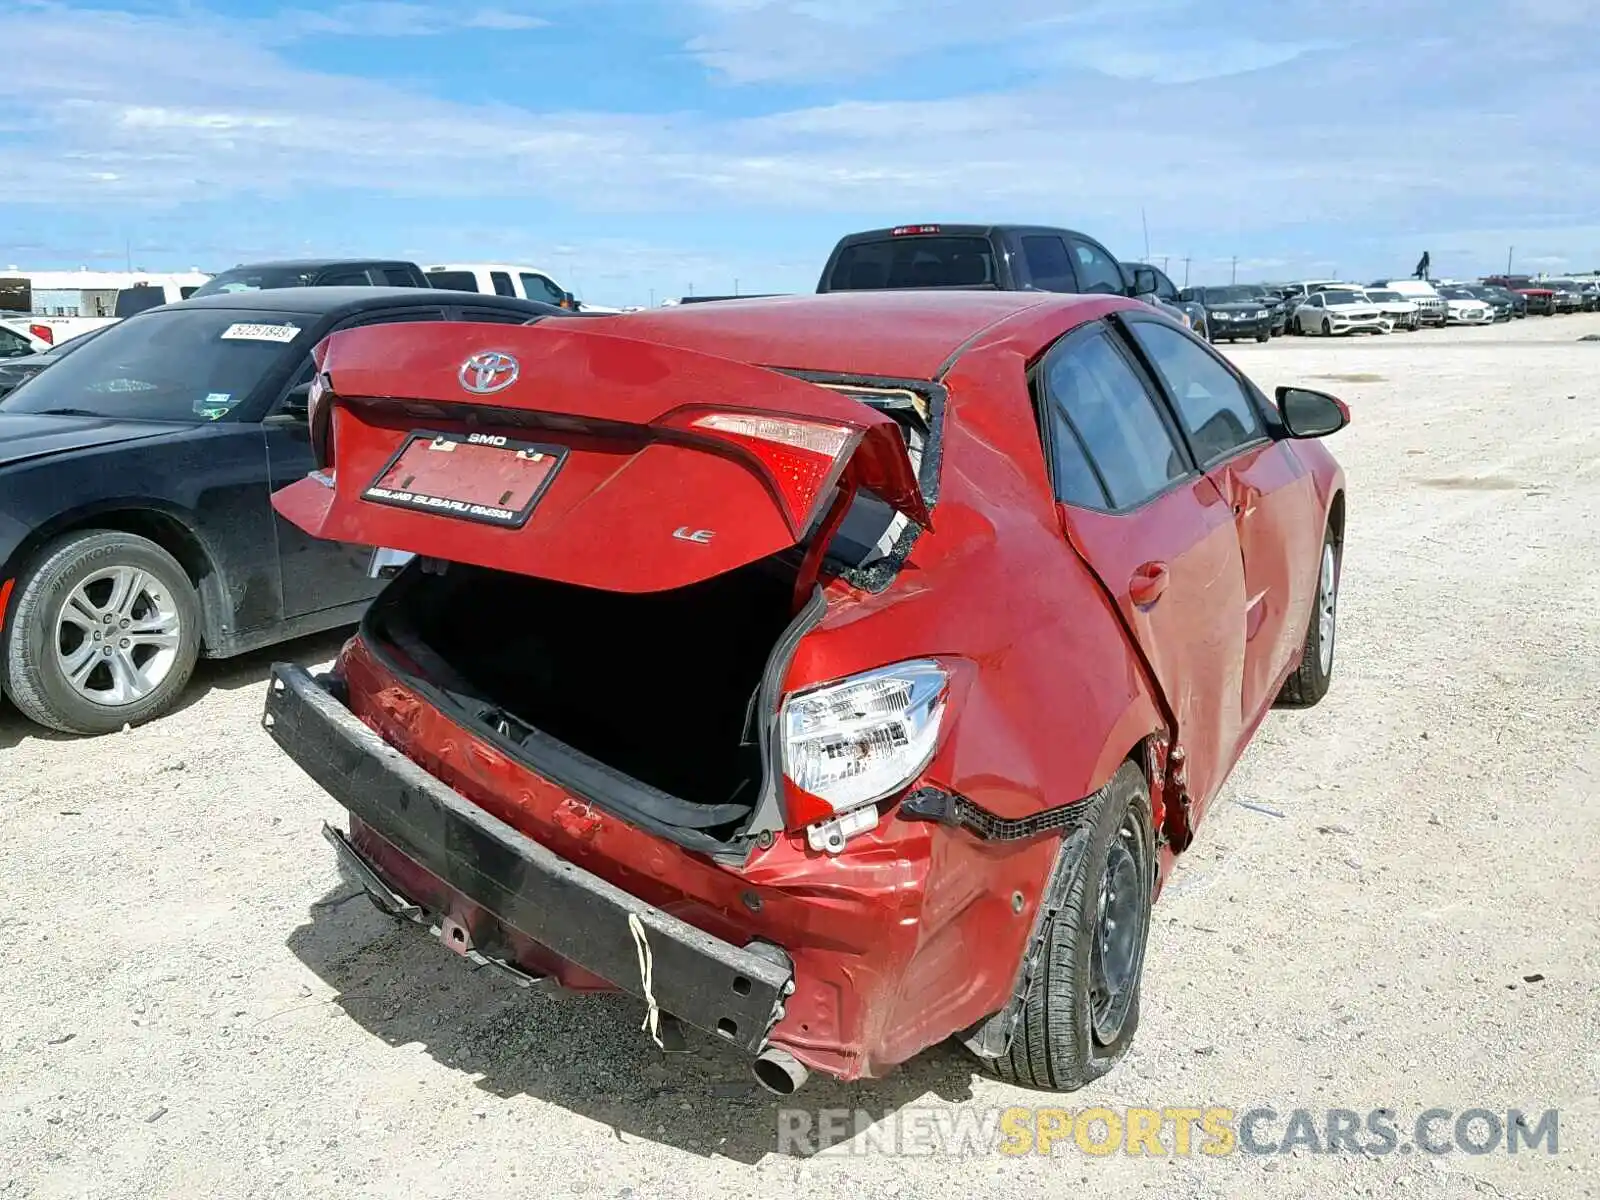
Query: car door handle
1129,561,1169,607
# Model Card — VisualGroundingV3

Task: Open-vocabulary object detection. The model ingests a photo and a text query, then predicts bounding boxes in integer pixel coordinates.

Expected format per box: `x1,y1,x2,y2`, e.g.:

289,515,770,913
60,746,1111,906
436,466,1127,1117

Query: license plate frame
360,430,567,529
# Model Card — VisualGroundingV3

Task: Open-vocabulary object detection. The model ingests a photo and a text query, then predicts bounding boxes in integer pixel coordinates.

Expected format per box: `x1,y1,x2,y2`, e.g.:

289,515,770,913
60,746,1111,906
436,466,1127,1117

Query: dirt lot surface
4,314,1598,1199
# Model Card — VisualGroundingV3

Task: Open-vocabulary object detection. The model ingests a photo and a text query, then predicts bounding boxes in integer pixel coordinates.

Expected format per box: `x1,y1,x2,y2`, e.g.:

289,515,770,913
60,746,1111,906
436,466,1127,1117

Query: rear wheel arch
3,506,227,652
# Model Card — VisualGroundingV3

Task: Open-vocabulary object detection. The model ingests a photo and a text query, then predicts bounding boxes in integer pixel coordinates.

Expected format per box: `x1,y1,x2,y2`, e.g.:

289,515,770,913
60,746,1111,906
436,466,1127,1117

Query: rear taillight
686,412,857,533
781,659,949,831
29,324,52,345
307,371,334,471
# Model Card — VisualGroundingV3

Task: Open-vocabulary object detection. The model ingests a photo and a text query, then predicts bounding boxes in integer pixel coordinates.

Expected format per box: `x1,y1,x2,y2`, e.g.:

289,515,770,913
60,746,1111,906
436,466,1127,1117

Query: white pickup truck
423,263,622,313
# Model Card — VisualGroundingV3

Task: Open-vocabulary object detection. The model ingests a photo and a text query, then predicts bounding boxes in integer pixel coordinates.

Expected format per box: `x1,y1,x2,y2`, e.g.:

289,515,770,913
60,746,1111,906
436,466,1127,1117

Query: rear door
1119,313,1323,729
271,320,929,595
1017,234,1080,293
1040,321,1247,816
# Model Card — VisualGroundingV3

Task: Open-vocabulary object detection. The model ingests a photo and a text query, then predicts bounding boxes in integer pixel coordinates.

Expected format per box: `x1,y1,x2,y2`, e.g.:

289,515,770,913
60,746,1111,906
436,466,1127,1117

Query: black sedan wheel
3,530,201,734
989,760,1155,1092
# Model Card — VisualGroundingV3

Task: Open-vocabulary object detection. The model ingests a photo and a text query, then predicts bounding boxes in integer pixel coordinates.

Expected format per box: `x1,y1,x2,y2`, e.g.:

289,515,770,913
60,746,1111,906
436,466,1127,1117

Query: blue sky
1,0,1596,306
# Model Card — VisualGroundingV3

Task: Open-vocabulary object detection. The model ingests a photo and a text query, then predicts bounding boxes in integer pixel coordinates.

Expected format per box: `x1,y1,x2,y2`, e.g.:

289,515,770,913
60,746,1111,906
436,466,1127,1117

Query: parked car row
0,258,621,345
1223,272,1600,338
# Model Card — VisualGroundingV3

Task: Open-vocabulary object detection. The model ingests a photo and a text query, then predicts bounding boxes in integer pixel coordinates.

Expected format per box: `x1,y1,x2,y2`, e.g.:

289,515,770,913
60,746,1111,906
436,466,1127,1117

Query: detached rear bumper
263,663,793,1056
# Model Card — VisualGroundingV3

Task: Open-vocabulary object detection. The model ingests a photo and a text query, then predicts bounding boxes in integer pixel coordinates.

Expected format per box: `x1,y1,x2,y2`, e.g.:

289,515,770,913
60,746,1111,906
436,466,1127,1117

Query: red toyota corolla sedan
263,290,1347,1095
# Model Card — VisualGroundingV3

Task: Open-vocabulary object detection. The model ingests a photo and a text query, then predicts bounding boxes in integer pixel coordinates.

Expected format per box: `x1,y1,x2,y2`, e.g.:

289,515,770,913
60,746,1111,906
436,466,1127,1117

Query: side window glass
1126,320,1263,464
0,327,31,357
490,272,516,297
318,269,369,286
1067,239,1125,295
521,273,566,304
1044,330,1186,509
1045,403,1108,507
1021,236,1077,292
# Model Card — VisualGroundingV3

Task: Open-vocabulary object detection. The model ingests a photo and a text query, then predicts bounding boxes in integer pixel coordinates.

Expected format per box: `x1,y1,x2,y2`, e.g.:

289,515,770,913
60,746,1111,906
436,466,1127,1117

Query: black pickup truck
815,223,1202,325
819,223,1154,293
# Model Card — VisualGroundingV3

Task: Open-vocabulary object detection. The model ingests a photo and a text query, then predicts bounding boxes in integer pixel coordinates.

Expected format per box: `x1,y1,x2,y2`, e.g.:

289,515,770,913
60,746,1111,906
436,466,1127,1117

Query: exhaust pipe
752,1045,809,1095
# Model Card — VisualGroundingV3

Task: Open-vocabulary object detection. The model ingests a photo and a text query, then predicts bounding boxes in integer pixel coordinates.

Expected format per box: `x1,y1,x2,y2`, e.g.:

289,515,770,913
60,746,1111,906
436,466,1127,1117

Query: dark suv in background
1179,284,1277,343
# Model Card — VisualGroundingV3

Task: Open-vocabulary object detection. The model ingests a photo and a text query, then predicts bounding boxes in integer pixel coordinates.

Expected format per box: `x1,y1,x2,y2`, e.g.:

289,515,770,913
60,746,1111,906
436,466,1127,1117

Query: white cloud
273,2,549,37
0,0,1597,294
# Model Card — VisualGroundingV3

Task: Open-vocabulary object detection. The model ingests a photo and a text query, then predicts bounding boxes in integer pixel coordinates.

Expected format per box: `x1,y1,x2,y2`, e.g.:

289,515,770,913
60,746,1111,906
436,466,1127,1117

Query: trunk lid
271,320,929,594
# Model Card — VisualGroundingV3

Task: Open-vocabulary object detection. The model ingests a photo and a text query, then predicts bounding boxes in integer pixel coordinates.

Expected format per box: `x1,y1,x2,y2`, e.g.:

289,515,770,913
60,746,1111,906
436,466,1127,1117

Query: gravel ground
3,315,1598,1199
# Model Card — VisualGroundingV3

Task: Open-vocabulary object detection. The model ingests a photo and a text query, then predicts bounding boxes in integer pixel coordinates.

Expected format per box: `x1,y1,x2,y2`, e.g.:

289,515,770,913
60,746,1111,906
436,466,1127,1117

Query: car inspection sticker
220,322,301,343
195,391,236,420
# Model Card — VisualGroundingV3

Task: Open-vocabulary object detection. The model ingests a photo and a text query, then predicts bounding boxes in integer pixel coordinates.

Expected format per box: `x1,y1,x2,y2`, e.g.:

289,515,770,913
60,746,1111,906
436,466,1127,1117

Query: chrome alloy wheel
1317,541,1337,676
54,566,183,706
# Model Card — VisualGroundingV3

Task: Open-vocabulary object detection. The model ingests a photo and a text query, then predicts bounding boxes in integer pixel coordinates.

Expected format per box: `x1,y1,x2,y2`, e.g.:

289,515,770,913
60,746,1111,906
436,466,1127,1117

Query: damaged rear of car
263,295,1246,1092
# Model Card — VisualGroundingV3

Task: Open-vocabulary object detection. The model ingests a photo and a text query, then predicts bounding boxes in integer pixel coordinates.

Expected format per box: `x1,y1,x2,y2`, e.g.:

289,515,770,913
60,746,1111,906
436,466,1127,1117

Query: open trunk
273,319,940,851
365,554,805,845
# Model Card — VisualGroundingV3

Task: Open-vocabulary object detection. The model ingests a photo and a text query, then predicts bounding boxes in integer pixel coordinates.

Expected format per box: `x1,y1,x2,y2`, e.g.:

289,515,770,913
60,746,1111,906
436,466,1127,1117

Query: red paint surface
278,291,1346,1080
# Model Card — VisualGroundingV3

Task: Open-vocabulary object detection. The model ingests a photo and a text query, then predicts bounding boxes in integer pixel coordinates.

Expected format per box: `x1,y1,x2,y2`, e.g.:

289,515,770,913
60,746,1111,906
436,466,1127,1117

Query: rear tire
1277,522,1339,708
990,761,1155,1092
3,530,201,734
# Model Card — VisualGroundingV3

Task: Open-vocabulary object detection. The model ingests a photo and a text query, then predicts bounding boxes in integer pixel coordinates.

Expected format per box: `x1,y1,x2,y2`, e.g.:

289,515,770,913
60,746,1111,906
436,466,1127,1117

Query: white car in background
0,316,53,357
1362,288,1421,330
423,263,623,313
1367,278,1448,326
1435,285,1494,325
1294,288,1392,337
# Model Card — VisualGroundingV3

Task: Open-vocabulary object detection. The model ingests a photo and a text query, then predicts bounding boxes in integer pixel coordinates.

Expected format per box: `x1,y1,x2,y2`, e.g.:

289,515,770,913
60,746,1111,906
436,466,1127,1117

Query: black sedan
0,287,571,734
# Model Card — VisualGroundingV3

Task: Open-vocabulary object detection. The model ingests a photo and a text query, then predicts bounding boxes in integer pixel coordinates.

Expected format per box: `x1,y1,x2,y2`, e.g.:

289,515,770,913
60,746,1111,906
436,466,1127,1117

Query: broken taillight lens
688,412,857,533
782,659,949,822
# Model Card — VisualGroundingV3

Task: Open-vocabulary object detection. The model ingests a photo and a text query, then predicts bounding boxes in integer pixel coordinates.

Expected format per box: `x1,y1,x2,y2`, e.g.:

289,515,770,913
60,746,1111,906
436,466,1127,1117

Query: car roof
833,223,1094,243
215,259,416,271
582,290,1103,380
426,263,556,275
141,288,555,319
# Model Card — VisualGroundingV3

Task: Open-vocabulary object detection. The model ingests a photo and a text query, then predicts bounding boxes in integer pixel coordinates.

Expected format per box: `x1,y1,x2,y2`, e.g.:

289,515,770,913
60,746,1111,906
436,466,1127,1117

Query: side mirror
275,381,312,421
1276,386,1349,438
560,292,578,310
1130,267,1158,296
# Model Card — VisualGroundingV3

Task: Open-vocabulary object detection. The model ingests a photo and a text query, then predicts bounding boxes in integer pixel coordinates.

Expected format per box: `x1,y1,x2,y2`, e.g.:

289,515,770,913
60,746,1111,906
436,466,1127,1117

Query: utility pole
648,287,655,308
734,278,740,296
1182,256,1192,286
1141,208,1151,261
1160,256,1169,275
1230,255,1239,284
1506,246,1514,275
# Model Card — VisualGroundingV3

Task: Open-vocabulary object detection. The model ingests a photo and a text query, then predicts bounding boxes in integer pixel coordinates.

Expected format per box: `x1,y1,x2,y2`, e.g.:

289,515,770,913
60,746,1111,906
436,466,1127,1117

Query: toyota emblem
458,351,519,395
